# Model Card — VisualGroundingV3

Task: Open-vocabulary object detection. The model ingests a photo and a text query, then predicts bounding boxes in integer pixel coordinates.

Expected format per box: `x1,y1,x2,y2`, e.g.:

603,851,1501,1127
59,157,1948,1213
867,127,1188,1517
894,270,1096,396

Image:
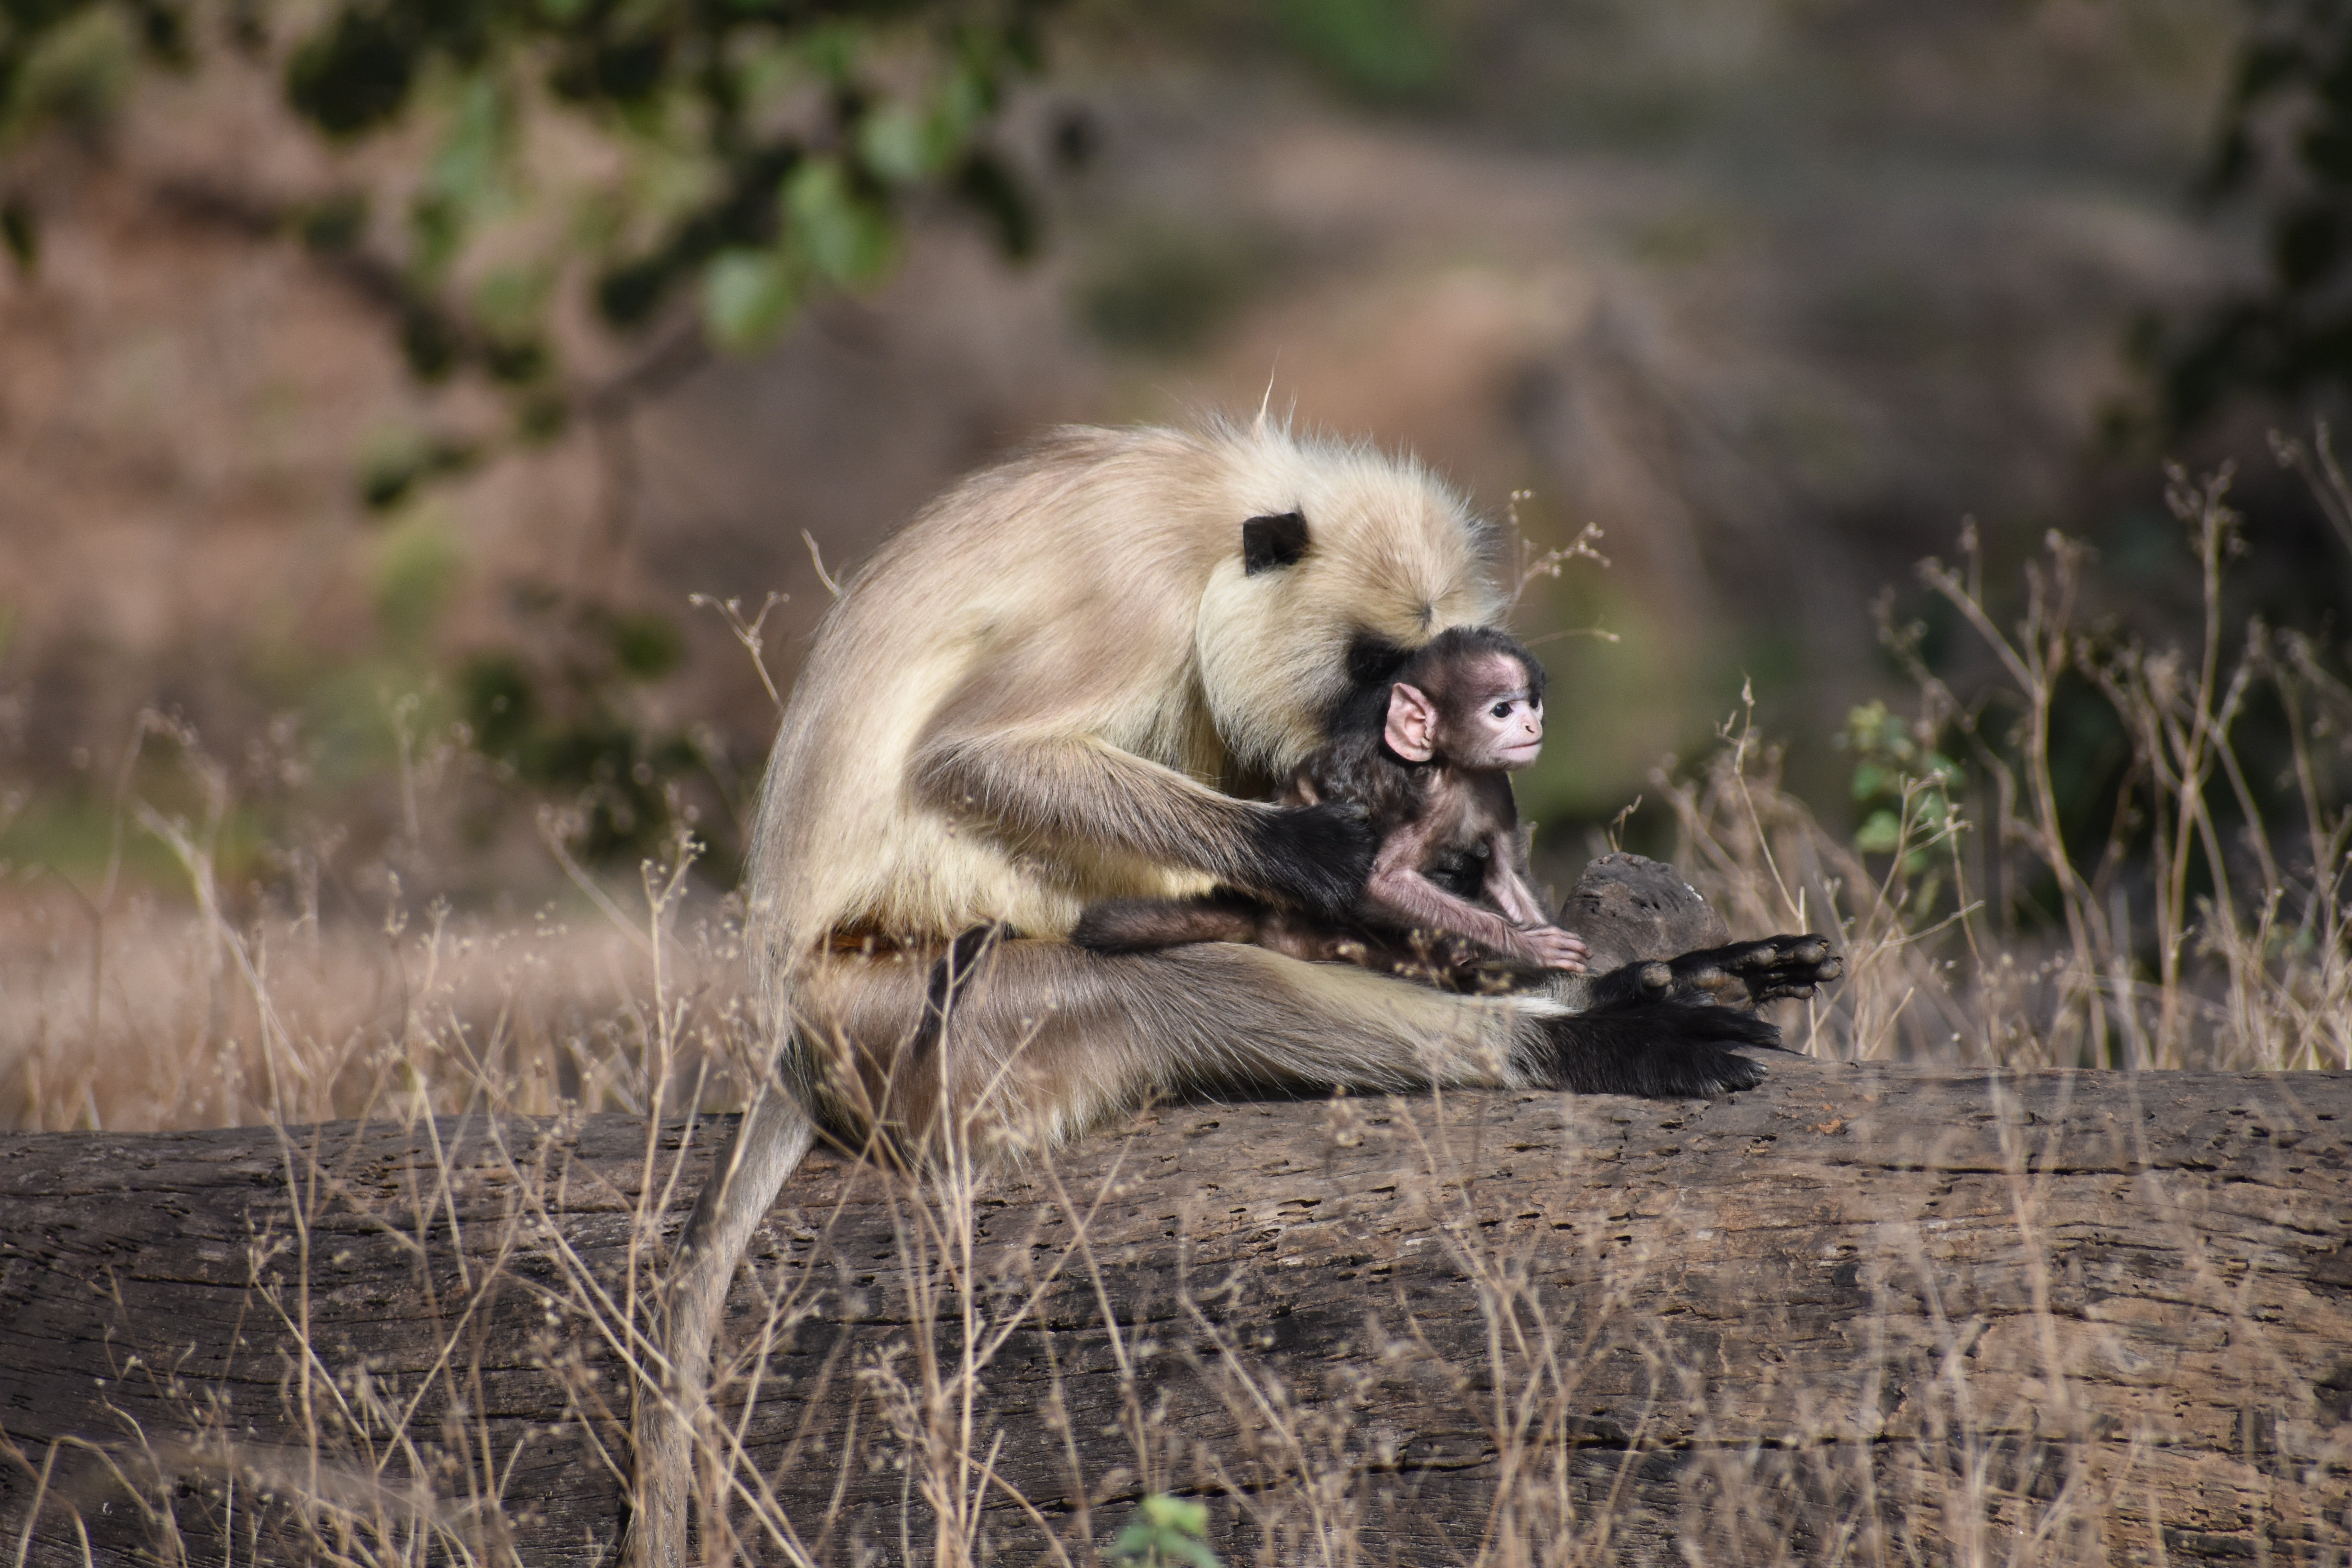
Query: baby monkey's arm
1364,817,1581,971
1483,831,1588,973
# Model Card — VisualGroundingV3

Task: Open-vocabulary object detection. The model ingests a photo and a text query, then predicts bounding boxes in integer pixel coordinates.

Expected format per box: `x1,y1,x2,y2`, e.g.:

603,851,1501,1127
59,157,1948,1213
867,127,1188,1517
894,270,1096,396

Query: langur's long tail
628,1076,816,1568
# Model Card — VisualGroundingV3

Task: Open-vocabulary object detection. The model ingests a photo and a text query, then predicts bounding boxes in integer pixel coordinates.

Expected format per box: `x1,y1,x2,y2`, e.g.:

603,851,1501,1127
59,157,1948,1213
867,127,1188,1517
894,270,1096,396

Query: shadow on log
1,859,2348,1564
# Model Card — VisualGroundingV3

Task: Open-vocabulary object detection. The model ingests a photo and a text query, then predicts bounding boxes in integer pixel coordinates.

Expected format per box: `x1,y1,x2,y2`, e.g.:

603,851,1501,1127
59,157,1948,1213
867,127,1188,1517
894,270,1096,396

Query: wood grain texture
3,1064,2349,1566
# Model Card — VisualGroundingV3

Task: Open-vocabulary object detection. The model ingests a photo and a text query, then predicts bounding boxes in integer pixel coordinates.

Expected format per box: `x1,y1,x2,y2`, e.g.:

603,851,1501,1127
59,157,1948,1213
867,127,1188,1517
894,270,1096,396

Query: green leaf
408,191,463,283
701,249,797,351
11,7,140,136
610,611,682,679
1141,1495,1209,1535
936,56,991,144
297,189,368,251
374,508,463,643
1276,0,1450,101
475,264,550,338
1855,809,1902,855
858,102,937,184
1109,1494,1221,1567
419,71,512,256
798,23,861,83
786,156,896,283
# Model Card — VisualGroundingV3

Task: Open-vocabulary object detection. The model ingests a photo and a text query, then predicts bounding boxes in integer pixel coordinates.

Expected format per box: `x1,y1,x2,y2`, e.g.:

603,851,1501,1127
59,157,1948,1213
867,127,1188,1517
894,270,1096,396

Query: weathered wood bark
3,1066,2350,1566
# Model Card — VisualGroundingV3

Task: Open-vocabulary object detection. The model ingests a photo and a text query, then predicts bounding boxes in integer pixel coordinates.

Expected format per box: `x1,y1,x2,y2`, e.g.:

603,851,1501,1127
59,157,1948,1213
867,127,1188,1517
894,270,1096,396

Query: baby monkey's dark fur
1075,626,1586,991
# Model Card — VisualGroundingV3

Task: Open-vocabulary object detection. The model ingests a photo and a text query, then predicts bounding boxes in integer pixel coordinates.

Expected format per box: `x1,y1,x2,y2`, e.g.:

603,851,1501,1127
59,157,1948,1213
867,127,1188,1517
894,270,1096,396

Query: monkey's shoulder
1290,736,1427,826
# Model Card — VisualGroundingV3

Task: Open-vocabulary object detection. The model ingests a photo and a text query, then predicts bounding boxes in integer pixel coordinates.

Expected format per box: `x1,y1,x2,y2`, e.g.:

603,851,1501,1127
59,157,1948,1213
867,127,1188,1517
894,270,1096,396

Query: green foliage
458,607,731,875
296,188,369,251
701,247,796,352
1274,0,1446,101
1109,1494,1221,1568
1838,699,1958,875
787,156,896,284
2158,0,2352,431
360,428,479,510
2,0,1052,469
372,508,463,645
1,192,31,269
606,608,681,680
1,4,140,144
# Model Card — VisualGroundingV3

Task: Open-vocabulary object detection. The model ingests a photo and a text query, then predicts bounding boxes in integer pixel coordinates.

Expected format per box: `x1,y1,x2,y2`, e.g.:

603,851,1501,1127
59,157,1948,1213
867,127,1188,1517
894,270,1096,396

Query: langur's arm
912,726,1370,919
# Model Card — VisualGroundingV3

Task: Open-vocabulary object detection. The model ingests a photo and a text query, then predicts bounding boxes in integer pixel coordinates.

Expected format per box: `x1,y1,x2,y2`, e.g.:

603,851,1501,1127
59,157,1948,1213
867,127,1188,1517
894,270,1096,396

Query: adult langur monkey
629,418,1841,1566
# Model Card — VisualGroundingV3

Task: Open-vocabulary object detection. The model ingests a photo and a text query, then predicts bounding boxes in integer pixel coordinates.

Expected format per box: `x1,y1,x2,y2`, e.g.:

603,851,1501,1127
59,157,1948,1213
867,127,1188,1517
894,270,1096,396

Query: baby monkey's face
1384,648,1548,770
1456,655,1544,771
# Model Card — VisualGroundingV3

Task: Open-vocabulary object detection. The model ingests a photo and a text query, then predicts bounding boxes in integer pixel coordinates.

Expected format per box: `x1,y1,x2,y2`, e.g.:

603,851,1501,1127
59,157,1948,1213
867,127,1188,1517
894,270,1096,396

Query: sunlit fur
745,418,1499,982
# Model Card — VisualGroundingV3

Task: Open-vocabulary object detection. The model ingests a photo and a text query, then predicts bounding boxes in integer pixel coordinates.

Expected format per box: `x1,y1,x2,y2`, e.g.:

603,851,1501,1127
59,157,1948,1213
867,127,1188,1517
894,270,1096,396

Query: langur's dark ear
1241,511,1310,574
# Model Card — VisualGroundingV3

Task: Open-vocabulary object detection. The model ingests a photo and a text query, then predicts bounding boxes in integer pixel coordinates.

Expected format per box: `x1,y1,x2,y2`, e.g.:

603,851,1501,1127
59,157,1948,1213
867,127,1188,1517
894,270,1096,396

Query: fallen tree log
2,1064,2349,1566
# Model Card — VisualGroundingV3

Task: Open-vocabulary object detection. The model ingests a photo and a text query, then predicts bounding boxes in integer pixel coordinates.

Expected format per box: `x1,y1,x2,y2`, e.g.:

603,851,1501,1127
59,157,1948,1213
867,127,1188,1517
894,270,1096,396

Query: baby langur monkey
1076,626,1589,984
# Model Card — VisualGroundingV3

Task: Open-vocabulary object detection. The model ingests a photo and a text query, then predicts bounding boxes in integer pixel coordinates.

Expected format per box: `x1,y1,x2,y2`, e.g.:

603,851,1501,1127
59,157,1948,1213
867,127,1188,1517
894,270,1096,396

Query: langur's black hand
1247,800,1376,921
1586,936,1844,1013
1668,935,1844,1007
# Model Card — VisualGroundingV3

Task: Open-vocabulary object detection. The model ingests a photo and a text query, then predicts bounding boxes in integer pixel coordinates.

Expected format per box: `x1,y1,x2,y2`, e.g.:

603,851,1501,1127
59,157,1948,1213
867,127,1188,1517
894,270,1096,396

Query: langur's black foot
1667,934,1843,1007
1248,801,1377,921
1537,1002,1780,1098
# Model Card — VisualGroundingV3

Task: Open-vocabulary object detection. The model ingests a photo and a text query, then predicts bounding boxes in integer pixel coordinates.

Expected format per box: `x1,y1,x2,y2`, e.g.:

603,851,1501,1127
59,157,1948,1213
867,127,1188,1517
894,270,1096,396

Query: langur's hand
1521,924,1590,973
1247,801,1376,922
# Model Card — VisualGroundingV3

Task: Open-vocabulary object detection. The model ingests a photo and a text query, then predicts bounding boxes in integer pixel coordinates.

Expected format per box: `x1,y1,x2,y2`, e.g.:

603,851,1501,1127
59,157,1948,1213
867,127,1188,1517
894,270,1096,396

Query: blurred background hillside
1,0,2345,940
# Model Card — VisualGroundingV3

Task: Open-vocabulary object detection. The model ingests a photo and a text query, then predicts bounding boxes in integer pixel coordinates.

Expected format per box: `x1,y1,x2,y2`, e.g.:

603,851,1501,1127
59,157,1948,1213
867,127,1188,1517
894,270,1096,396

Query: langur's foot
1537,1001,1779,1098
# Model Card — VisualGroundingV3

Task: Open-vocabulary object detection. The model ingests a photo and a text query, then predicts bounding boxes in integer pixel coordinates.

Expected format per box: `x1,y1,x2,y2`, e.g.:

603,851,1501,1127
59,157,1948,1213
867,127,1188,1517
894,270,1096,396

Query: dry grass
2,467,2348,1566
1664,463,2351,1080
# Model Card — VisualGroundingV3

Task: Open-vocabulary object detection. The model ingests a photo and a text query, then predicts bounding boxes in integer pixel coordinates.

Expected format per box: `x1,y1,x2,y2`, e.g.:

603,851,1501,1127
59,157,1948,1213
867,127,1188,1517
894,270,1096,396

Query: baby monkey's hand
1520,924,1590,974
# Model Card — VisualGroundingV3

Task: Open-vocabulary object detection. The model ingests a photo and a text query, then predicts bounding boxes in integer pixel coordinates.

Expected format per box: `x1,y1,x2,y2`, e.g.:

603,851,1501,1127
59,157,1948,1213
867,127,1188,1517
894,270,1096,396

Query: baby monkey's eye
1490,701,1513,719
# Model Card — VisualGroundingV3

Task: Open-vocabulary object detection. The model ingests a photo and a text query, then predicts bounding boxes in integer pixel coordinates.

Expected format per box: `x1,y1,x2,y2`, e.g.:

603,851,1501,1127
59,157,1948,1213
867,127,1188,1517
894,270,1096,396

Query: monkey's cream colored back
744,420,1499,976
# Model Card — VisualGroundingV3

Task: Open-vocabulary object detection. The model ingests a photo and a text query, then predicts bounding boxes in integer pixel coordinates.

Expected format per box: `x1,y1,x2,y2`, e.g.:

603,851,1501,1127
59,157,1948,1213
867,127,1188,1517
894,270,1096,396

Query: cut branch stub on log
2,1066,2349,1566
1557,851,1728,974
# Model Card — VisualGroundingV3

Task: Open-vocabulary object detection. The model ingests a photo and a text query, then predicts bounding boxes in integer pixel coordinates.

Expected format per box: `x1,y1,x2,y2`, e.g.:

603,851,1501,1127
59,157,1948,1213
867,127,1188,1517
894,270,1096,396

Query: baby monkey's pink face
1384,650,1547,770
1458,655,1544,771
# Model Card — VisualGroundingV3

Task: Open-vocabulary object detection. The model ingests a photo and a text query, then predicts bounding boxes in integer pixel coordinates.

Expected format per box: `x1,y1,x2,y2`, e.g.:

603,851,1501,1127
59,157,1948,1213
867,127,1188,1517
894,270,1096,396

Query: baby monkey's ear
1385,683,1440,762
